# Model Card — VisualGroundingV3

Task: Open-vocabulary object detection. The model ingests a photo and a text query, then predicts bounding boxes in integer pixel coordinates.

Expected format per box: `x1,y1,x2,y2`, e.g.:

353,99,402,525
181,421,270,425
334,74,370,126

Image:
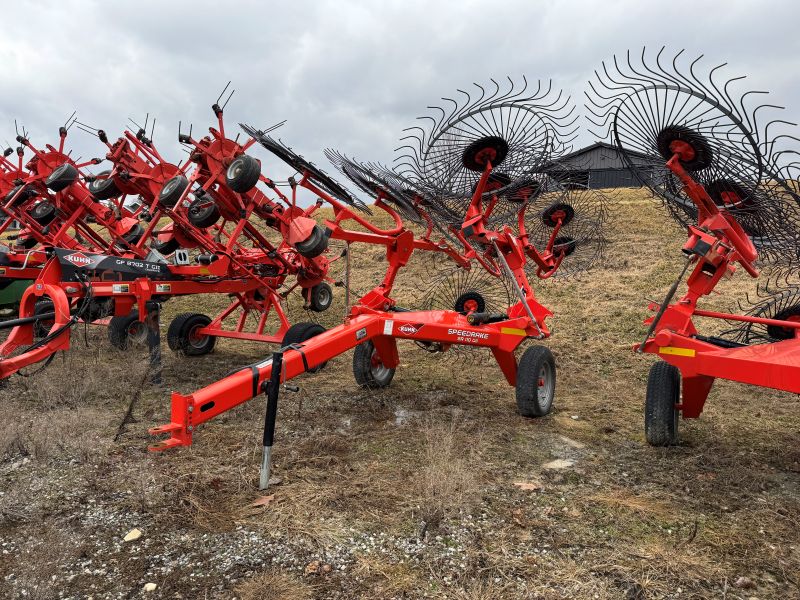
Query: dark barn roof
550,142,654,170
544,142,658,189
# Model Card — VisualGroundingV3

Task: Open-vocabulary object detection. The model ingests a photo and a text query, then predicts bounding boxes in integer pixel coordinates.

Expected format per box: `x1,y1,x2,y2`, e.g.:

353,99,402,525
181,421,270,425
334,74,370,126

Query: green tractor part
0,279,32,319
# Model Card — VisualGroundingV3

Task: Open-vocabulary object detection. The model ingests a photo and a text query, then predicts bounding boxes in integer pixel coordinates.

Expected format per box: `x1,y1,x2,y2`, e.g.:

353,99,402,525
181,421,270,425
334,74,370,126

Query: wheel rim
187,324,208,349
227,160,243,180
317,286,331,308
127,321,148,345
370,350,391,381
32,202,51,218
463,298,479,312
190,198,214,218
537,361,554,407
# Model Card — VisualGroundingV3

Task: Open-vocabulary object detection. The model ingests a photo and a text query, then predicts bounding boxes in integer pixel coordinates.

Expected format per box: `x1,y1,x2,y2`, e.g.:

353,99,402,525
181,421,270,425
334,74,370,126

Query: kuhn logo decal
64,252,93,266
398,323,424,335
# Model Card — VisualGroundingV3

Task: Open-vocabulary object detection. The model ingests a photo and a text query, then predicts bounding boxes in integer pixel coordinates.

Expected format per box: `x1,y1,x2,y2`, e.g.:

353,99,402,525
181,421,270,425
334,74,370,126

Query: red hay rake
586,47,800,445
145,79,610,490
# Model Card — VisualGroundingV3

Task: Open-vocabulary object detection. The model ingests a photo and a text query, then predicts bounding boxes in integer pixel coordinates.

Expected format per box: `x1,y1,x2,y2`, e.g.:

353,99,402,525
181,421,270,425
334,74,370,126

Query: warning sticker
112,284,130,294
383,320,393,336
155,284,172,293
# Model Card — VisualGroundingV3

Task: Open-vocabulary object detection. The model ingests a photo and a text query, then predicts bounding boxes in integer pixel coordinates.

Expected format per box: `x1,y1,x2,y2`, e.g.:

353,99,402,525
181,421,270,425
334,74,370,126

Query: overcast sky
1,0,799,201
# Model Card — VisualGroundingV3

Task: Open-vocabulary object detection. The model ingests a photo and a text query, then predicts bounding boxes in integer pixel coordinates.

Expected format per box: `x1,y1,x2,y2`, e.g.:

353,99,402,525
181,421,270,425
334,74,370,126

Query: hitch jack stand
259,351,283,490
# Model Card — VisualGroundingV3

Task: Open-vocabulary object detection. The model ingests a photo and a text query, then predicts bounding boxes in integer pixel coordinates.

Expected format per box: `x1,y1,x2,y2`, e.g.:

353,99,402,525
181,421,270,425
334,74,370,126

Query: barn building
545,141,657,189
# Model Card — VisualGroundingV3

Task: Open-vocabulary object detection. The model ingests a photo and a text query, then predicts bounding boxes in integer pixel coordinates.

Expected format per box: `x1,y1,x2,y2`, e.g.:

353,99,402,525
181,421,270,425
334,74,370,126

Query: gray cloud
1,0,798,203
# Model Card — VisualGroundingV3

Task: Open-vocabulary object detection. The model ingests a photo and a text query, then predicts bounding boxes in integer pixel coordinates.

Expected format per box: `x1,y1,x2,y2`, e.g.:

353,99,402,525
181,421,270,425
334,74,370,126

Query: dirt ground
1,190,798,599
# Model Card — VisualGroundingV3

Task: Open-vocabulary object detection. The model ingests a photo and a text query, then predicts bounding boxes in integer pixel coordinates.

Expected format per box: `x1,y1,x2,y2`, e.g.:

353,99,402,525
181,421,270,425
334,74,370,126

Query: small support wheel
167,313,215,356
108,311,148,350
14,235,37,250
294,225,329,258
187,195,221,228
281,322,327,372
225,154,261,193
645,361,680,446
5,184,37,206
353,340,395,389
29,201,57,225
88,170,122,200
118,223,144,247
515,345,556,417
454,291,485,314
306,282,333,312
159,175,189,208
45,163,79,192
151,236,180,256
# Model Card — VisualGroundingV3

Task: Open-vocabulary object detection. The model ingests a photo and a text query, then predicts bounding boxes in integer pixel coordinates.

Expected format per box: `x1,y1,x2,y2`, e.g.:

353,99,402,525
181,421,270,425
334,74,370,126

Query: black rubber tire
307,282,333,312
159,175,189,209
281,322,326,372
33,299,55,339
88,171,121,200
29,201,56,225
108,311,148,350
45,163,79,192
454,291,485,314
84,297,114,322
118,223,144,247
225,154,261,193
151,237,180,255
645,361,680,446
294,225,329,258
166,313,215,356
14,236,37,250
6,184,37,206
353,340,395,389
515,345,556,417
187,195,221,228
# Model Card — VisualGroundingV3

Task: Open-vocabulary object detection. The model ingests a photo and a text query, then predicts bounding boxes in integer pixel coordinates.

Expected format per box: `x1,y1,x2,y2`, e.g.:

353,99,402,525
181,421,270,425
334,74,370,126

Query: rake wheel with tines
395,77,578,224
586,48,800,446
324,150,425,226
521,181,611,279
722,271,800,345
239,124,371,215
585,47,800,265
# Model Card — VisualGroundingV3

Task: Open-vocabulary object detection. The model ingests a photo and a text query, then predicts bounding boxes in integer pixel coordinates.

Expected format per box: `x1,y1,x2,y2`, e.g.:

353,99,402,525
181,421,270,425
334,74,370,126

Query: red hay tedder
0,91,351,379
586,47,800,445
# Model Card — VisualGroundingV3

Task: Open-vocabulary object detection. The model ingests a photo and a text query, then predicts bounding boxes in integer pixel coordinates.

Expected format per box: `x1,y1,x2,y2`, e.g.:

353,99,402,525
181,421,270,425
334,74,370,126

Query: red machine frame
637,148,800,437
0,107,347,379
149,153,569,450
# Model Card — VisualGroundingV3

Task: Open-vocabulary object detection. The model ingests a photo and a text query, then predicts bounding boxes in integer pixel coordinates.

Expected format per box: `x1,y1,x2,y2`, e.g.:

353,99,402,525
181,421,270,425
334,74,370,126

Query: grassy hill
0,188,798,599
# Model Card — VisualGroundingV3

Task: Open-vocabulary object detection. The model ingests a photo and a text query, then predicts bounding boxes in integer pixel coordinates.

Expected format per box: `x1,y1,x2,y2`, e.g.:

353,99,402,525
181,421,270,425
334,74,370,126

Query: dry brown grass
236,569,314,600
416,416,480,531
